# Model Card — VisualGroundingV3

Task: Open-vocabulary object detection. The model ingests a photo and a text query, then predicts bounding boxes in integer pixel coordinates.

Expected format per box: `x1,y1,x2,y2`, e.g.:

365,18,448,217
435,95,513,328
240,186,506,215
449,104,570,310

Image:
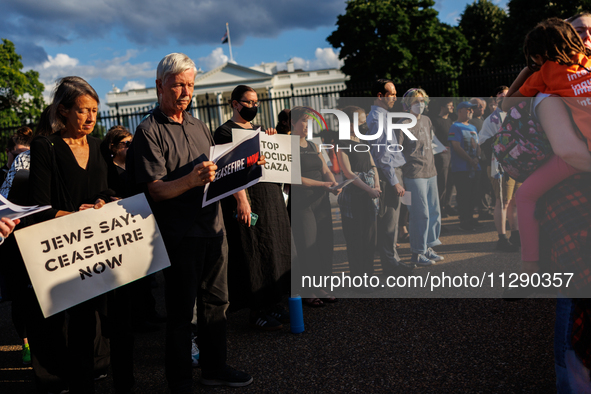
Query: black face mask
358,122,369,135
239,105,258,122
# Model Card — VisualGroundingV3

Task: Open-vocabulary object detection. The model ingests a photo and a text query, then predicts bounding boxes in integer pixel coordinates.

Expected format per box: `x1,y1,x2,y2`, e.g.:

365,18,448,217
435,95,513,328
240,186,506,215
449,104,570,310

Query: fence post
115,103,122,126
205,93,213,132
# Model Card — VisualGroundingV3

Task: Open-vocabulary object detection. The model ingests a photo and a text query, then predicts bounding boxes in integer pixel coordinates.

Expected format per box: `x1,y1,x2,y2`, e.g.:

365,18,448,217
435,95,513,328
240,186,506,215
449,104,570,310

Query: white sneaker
425,248,444,262
412,253,435,266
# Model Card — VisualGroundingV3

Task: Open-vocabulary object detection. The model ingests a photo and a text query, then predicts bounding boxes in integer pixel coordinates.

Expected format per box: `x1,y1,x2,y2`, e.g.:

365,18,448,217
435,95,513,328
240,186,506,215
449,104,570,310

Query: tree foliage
327,0,470,95
0,39,45,129
497,0,591,66
459,0,507,68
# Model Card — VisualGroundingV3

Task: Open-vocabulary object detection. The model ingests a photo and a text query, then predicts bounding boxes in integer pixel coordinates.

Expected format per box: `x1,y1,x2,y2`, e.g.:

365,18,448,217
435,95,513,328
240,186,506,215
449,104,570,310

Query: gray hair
49,76,100,132
156,53,197,84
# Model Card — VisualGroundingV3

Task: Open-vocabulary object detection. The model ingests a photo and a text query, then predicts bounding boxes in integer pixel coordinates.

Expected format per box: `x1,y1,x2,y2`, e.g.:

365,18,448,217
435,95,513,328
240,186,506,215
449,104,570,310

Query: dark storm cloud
2,0,345,61
11,40,50,67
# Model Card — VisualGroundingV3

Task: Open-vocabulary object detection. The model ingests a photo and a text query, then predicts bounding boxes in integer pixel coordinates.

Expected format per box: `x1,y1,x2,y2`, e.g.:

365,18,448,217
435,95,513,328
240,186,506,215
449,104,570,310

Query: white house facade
105,59,348,131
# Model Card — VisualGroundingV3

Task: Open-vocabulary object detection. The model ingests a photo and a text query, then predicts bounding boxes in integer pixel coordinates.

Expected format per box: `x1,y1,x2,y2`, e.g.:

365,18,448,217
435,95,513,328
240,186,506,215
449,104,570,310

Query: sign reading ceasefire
14,194,170,317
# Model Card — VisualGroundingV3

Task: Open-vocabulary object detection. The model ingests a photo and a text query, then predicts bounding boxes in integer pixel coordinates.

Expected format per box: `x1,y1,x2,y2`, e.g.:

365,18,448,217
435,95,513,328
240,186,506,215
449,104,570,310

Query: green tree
459,0,507,68
497,0,591,66
0,38,45,129
327,0,470,95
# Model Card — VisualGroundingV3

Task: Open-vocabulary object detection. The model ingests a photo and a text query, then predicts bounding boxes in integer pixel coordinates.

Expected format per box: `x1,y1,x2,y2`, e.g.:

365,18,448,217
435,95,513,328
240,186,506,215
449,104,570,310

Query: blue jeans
403,176,442,255
555,296,591,393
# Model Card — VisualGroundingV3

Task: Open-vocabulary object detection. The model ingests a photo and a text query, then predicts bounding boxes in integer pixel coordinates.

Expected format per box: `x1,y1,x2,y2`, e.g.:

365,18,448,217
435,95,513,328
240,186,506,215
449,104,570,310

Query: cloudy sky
3,0,507,107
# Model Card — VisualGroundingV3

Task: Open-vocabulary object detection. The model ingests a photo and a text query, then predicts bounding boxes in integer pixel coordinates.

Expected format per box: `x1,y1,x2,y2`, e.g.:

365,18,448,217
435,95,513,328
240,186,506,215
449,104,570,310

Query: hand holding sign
324,181,341,196
191,161,218,187
79,198,107,211
0,217,19,238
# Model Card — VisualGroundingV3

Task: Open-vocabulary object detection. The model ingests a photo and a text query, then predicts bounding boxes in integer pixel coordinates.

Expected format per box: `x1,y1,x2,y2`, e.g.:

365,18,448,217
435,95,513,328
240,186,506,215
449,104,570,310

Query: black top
29,133,110,222
299,141,323,181
213,120,291,309
431,116,454,147
107,162,129,198
127,107,223,244
292,140,326,207
336,140,372,173
213,120,264,145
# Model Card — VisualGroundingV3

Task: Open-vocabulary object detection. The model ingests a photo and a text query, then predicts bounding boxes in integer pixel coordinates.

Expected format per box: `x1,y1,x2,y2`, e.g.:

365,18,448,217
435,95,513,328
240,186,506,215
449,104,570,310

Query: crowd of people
0,11,591,394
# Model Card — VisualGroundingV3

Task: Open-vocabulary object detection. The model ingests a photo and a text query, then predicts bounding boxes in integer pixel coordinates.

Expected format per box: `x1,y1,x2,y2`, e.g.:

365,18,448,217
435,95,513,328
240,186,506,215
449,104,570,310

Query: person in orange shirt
503,17,591,284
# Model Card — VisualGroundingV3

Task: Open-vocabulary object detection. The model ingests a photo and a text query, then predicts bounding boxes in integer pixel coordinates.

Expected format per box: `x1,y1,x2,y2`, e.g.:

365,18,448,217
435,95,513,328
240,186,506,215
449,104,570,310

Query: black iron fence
0,64,524,164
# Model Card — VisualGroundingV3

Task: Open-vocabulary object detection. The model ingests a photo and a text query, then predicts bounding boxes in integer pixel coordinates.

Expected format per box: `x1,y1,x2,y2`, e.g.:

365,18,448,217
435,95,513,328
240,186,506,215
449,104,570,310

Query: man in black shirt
128,53,252,393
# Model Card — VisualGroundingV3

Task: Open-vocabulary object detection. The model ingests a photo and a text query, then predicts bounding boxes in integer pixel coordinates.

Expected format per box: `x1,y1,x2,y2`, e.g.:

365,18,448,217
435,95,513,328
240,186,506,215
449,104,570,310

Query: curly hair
524,17,591,72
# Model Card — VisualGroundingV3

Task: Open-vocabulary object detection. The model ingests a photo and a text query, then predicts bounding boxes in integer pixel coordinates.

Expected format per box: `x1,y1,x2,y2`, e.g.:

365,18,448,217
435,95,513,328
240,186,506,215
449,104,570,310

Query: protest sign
14,194,170,318
0,193,50,220
232,129,301,184
203,131,263,207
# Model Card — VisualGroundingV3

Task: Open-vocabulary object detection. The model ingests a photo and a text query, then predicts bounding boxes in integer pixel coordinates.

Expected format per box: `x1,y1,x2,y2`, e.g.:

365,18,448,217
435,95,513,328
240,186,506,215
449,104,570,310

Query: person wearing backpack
502,17,591,290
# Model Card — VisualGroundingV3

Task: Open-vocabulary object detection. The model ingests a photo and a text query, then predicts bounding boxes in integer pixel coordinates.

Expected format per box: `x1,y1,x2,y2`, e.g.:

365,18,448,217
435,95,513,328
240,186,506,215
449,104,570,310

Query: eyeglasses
240,100,259,107
117,140,132,148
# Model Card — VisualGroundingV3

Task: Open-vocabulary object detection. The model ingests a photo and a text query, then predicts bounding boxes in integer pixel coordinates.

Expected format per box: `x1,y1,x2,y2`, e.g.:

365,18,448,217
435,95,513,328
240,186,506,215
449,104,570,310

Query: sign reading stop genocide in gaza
232,129,301,184
14,194,170,318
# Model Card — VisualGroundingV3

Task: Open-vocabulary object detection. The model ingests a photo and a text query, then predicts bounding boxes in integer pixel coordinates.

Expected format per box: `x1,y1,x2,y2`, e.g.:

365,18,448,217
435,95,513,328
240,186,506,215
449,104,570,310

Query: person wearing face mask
213,85,291,331
335,106,381,291
397,88,443,266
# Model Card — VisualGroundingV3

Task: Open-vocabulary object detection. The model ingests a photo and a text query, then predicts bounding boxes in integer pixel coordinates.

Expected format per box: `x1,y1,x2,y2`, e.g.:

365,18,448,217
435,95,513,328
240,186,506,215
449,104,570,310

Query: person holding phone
214,85,291,331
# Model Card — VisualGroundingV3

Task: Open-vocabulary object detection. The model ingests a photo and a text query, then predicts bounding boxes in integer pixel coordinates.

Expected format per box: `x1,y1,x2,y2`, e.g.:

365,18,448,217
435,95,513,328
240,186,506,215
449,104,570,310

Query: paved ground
0,212,558,393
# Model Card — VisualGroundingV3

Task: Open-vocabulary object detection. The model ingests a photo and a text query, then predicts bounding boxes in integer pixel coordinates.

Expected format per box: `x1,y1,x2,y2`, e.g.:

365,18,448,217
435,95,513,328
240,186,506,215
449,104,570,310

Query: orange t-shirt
519,53,591,150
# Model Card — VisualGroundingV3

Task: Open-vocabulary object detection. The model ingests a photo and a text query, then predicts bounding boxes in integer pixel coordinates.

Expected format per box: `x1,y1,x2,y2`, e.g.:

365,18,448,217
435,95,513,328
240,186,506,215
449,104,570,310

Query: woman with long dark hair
27,76,119,393
214,85,291,330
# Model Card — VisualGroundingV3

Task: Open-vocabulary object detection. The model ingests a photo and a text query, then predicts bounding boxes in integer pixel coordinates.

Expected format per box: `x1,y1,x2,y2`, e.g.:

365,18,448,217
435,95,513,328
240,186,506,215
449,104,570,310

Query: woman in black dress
214,85,291,331
290,106,340,306
27,76,120,393
335,106,381,288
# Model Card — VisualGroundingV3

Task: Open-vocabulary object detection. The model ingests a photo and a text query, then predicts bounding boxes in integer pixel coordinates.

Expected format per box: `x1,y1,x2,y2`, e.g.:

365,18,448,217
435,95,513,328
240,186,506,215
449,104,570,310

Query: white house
105,59,348,130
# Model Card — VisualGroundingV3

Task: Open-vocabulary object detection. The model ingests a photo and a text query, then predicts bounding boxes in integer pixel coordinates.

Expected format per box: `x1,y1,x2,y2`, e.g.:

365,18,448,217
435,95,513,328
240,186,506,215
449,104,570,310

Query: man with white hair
127,53,252,392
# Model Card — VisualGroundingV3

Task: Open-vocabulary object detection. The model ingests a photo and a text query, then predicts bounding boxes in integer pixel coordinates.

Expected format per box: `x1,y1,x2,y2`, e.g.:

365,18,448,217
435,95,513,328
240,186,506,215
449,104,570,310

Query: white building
105,59,348,131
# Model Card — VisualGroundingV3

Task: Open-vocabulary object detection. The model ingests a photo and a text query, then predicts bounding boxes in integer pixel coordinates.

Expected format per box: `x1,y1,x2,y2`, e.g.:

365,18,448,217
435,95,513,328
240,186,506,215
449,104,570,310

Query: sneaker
249,311,283,331
425,248,444,262
22,343,31,365
411,253,435,266
191,341,200,367
268,305,290,324
496,237,519,252
200,365,253,387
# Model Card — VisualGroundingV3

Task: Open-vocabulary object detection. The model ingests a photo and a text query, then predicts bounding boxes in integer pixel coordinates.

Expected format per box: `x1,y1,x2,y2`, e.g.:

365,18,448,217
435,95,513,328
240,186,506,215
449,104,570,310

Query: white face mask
411,102,425,115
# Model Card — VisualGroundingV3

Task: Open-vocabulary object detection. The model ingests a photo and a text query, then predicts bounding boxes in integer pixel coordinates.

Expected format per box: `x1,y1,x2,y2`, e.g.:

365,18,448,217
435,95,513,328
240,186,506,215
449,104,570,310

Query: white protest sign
14,194,170,318
232,130,301,184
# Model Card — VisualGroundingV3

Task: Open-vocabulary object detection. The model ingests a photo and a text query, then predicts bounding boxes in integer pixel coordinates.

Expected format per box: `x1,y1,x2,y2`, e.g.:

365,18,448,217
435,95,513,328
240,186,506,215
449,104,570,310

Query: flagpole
226,22,234,63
